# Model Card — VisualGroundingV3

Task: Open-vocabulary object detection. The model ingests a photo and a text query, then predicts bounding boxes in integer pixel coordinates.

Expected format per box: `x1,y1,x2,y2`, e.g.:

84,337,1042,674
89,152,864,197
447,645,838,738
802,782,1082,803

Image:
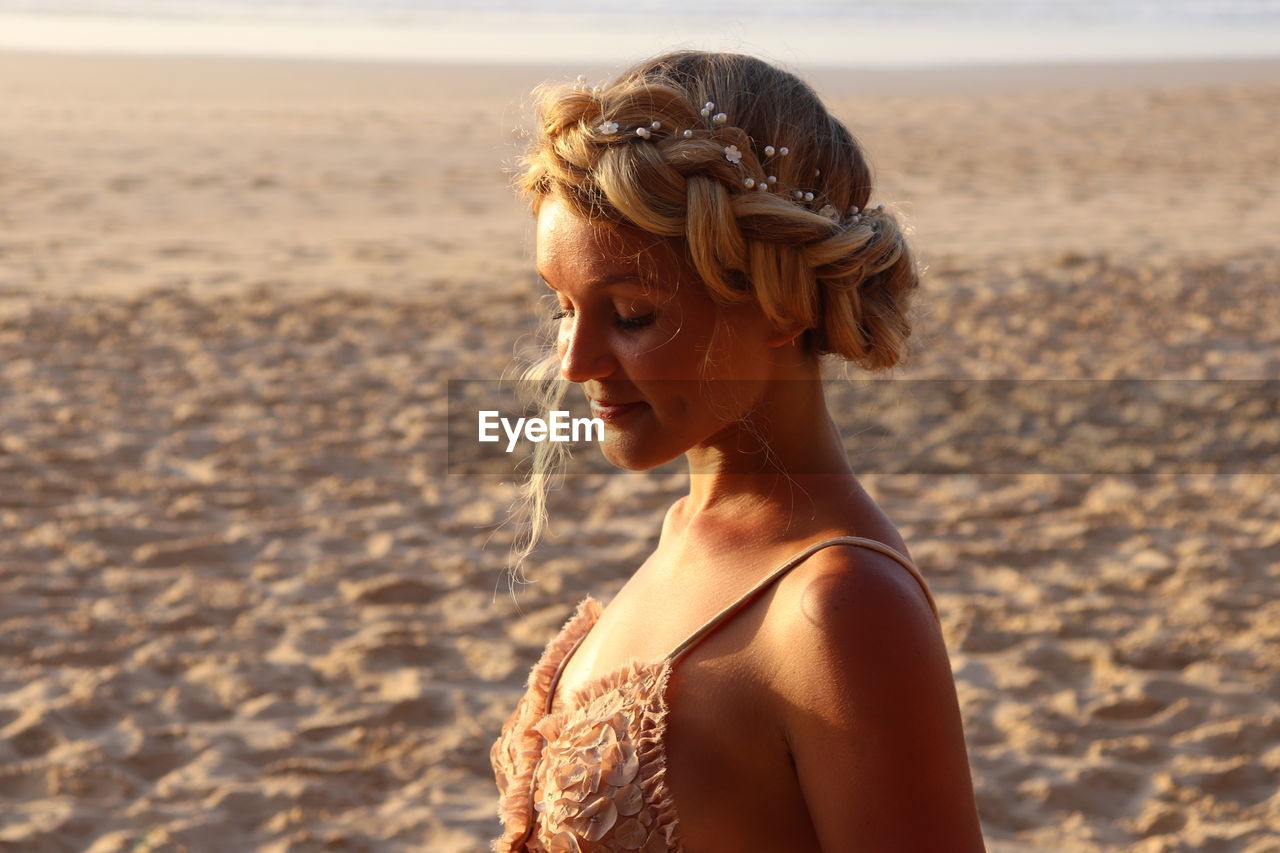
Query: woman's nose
558,318,617,383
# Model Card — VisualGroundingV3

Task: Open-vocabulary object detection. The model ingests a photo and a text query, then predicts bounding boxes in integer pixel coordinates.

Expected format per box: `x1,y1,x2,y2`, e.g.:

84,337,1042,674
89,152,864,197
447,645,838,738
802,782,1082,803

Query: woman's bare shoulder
780,539,934,627
746,536,944,709
757,543,986,850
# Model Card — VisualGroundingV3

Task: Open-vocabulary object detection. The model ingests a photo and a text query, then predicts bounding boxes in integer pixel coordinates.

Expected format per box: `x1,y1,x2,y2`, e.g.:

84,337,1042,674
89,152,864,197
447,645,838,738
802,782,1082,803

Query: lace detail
490,597,685,852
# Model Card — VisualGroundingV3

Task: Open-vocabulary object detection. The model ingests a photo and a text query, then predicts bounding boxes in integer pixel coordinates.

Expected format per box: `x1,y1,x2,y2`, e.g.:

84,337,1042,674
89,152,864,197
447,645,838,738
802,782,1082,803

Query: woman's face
536,194,794,471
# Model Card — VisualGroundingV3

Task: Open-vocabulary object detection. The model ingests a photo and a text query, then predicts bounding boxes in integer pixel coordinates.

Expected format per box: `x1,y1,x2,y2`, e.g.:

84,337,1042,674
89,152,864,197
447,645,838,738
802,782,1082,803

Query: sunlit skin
534,193,988,851
536,193,859,530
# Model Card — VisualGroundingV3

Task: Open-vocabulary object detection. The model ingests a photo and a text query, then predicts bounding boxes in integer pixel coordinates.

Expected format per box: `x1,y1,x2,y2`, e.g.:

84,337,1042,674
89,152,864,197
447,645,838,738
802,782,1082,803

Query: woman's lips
588,399,646,423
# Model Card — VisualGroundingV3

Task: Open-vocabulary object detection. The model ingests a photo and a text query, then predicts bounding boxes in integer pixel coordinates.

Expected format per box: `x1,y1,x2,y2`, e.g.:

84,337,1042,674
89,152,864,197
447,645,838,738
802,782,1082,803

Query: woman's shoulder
754,537,984,849
781,534,934,623
760,532,943,683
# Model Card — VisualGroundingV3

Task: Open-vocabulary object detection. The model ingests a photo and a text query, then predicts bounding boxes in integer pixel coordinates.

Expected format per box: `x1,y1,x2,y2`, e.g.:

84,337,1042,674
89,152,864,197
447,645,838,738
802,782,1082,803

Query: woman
489,51,986,852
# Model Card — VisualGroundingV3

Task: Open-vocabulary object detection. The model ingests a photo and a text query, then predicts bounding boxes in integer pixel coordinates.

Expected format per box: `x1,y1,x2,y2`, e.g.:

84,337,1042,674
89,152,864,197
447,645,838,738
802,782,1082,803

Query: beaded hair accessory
576,76,881,227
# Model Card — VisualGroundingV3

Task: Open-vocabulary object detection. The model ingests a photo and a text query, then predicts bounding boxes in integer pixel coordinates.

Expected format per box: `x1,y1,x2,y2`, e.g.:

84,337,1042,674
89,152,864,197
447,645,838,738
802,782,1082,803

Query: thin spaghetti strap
664,536,939,666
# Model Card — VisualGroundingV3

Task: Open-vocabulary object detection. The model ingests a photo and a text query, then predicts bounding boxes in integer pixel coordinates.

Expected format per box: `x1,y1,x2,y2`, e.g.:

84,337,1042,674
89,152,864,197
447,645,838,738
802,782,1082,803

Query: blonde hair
506,50,920,586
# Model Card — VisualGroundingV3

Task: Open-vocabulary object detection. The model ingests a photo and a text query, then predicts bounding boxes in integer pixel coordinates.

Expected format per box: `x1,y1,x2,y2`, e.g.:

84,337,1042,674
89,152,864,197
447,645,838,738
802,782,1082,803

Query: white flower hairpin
698,101,794,193
573,83,873,218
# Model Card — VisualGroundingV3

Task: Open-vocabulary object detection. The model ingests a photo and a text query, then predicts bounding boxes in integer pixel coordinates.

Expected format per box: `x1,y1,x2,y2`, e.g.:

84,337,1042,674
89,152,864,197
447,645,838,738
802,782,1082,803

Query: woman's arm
774,548,988,852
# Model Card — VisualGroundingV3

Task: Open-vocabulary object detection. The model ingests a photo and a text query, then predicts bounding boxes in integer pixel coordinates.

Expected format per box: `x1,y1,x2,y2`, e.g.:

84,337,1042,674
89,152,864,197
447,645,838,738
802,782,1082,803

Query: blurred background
2,0,1280,65
0,2,1278,852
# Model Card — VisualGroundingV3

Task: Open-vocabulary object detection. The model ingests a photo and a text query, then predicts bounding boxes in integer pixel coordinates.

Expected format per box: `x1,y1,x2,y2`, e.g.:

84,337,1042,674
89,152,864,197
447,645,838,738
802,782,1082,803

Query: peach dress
488,536,940,852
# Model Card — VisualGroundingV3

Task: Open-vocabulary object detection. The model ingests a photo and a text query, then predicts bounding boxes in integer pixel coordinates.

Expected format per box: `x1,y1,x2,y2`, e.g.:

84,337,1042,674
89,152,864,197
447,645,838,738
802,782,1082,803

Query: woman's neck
673,377,862,542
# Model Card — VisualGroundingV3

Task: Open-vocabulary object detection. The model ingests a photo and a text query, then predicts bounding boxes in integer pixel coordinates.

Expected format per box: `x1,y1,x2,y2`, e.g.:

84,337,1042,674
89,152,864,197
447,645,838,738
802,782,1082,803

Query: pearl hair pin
574,79,878,225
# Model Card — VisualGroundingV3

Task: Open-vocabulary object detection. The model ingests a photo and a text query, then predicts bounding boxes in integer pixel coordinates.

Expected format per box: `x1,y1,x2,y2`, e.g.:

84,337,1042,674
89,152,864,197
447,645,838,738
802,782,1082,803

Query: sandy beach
0,51,1277,852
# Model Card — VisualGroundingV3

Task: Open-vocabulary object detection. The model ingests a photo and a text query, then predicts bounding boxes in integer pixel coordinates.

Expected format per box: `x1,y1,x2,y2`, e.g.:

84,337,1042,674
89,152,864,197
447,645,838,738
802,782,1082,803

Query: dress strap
664,536,939,666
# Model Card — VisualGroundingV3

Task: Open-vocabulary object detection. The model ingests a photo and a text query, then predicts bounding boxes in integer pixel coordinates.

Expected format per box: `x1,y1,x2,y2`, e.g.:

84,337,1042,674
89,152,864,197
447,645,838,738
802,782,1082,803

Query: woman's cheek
613,334,670,374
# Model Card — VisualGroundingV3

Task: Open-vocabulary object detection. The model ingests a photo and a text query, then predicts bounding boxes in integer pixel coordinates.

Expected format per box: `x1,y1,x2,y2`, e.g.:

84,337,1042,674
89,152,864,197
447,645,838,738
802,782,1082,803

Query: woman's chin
597,435,679,472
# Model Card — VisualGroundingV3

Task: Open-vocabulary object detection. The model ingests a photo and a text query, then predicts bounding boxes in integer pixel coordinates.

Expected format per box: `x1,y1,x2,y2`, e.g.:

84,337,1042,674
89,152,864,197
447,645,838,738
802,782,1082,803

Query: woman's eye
614,313,654,330
548,305,654,331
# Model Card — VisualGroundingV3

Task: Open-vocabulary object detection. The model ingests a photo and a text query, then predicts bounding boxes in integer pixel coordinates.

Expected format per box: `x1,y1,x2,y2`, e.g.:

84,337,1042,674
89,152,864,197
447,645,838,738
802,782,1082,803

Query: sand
0,51,1277,852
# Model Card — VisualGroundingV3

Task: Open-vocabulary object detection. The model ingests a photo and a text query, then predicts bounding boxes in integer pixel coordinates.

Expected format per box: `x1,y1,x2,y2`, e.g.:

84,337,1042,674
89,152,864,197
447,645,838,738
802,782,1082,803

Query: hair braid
518,53,919,371
507,50,922,581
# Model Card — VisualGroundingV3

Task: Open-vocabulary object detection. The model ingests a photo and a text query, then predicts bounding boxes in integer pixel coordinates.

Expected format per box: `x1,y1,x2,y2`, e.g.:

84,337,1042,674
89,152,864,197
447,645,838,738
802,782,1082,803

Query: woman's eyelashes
549,304,655,331
614,313,656,331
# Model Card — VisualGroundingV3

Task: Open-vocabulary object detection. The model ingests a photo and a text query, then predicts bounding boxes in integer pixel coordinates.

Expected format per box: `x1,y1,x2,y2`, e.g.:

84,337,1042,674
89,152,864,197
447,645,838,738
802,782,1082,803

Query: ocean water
0,0,1277,66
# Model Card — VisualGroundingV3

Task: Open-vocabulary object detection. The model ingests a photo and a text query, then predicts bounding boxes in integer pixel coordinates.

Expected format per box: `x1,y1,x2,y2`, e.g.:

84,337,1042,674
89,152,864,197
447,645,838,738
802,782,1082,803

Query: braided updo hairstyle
506,51,919,587
519,50,919,370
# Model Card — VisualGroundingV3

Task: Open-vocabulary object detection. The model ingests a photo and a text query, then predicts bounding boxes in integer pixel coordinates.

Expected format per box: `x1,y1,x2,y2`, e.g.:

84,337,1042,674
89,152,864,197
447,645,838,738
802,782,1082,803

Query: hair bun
809,209,917,370
519,50,920,372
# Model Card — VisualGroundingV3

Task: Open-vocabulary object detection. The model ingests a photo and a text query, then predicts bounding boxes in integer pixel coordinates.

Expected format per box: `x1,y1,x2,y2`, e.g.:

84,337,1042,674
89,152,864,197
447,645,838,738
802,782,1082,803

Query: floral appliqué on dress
489,537,940,852
489,597,685,852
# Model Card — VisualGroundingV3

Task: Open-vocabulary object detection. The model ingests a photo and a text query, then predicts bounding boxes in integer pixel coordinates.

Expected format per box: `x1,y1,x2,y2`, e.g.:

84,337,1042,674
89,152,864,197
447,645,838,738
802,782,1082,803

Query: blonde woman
489,51,986,852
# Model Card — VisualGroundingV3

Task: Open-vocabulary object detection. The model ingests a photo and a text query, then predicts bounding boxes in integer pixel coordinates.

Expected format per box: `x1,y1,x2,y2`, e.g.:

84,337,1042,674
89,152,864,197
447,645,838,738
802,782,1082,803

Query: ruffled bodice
488,536,939,852
489,596,685,852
